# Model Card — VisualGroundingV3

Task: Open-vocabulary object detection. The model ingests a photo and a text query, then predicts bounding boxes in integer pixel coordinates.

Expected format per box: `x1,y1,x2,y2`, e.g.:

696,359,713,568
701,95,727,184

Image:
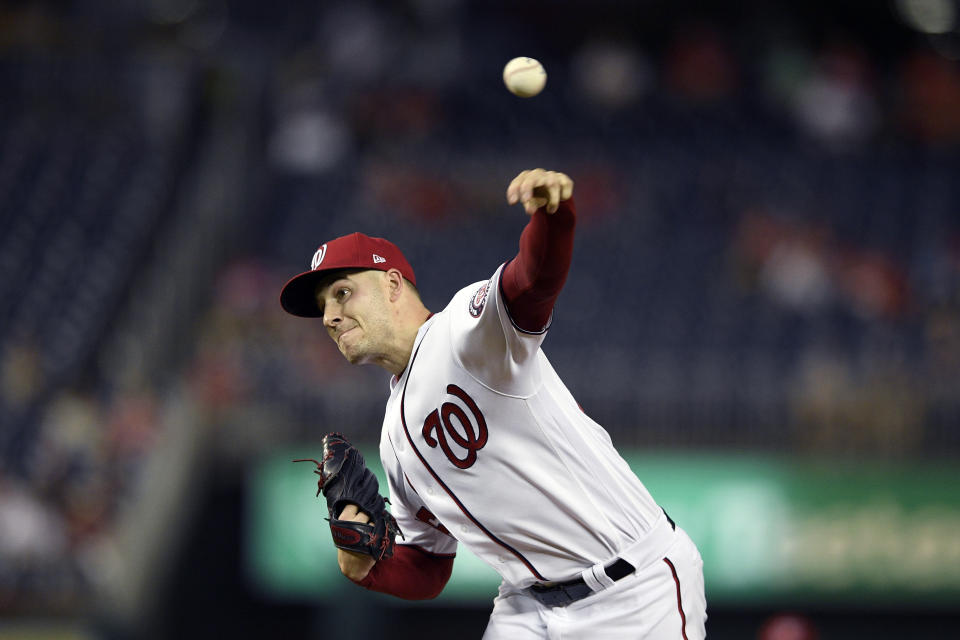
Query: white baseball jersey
378,263,664,588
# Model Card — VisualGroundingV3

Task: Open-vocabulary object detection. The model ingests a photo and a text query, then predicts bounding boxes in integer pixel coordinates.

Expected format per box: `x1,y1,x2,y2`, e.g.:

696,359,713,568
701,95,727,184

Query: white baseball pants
482,527,707,639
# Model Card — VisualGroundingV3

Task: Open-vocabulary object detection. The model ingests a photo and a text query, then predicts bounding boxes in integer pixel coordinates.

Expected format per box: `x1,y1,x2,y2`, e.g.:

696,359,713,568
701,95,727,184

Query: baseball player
281,169,707,639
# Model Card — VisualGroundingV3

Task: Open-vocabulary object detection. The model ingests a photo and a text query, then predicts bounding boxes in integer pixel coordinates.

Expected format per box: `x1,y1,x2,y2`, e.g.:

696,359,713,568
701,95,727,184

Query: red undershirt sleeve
501,197,577,332
352,545,455,600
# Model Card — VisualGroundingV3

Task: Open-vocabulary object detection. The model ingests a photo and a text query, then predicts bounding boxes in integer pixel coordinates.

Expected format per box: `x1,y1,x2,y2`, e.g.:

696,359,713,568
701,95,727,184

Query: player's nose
322,304,342,329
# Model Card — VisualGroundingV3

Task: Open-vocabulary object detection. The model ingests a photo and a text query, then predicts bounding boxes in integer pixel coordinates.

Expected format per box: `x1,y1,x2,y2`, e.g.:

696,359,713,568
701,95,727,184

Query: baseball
503,57,547,98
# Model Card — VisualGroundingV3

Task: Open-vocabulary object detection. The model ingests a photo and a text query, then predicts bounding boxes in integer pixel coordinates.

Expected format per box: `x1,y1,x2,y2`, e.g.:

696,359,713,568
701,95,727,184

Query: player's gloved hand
506,169,574,215
295,432,403,561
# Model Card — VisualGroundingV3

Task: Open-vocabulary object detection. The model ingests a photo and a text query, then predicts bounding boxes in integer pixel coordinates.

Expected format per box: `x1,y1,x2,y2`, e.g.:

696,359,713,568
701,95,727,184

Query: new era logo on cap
280,232,417,318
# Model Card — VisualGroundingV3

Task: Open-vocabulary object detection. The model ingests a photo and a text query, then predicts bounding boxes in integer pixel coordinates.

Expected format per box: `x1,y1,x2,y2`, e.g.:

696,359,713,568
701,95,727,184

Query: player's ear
384,268,404,302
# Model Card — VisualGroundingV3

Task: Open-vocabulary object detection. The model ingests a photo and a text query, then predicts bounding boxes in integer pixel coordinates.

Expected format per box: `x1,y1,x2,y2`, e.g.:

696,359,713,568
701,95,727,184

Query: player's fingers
546,180,561,213
512,169,568,212
524,196,548,214
506,170,531,204
338,503,370,523
506,174,522,204
519,168,545,204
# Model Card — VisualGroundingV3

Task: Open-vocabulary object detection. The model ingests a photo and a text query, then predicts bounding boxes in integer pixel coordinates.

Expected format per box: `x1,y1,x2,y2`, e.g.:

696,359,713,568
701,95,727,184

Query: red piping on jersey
392,313,437,384
663,557,689,640
399,468,454,538
402,470,418,493
399,340,549,581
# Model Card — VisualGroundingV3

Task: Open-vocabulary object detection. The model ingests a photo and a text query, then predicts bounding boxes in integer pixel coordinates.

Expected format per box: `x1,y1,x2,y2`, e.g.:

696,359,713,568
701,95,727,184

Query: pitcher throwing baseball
280,169,707,638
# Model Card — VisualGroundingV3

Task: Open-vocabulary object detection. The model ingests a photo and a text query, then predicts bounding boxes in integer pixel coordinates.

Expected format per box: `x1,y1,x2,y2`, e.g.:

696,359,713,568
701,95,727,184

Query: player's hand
336,503,377,580
506,169,574,215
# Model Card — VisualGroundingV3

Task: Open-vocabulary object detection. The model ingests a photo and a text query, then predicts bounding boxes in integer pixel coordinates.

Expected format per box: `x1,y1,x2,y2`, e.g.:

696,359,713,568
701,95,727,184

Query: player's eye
336,287,350,302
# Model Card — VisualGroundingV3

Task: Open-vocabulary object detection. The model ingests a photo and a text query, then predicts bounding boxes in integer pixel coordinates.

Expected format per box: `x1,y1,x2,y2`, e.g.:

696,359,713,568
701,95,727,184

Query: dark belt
527,509,676,607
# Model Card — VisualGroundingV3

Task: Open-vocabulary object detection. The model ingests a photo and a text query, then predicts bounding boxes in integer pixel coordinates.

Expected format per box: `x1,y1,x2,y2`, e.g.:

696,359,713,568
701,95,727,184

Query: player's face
316,271,396,365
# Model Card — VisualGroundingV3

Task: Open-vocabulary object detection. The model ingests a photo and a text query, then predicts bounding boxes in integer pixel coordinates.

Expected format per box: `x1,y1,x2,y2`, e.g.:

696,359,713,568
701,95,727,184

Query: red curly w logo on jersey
422,384,488,469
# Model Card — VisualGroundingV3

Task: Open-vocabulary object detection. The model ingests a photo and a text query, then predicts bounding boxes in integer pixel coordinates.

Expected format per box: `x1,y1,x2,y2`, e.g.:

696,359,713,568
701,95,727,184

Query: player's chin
339,343,366,365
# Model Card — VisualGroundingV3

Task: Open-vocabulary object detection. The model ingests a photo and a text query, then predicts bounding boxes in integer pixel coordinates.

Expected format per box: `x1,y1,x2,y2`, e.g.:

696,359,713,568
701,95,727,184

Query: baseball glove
294,432,402,561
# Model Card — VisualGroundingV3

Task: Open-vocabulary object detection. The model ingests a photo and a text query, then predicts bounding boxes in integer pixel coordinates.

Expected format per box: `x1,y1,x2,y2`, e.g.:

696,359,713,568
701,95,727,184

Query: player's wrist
338,549,376,581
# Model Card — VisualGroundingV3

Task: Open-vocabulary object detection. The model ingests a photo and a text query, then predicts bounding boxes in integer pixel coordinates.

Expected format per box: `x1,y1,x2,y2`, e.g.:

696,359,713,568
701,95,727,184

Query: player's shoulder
440,265,503,322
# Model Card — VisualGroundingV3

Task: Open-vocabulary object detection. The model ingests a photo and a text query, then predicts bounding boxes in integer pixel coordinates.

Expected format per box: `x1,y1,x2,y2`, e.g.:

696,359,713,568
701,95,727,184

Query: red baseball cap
280,232,416,317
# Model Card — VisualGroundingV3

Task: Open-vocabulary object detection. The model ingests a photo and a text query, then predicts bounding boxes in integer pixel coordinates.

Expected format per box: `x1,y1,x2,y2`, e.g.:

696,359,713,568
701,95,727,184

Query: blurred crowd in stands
0,0,958,623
